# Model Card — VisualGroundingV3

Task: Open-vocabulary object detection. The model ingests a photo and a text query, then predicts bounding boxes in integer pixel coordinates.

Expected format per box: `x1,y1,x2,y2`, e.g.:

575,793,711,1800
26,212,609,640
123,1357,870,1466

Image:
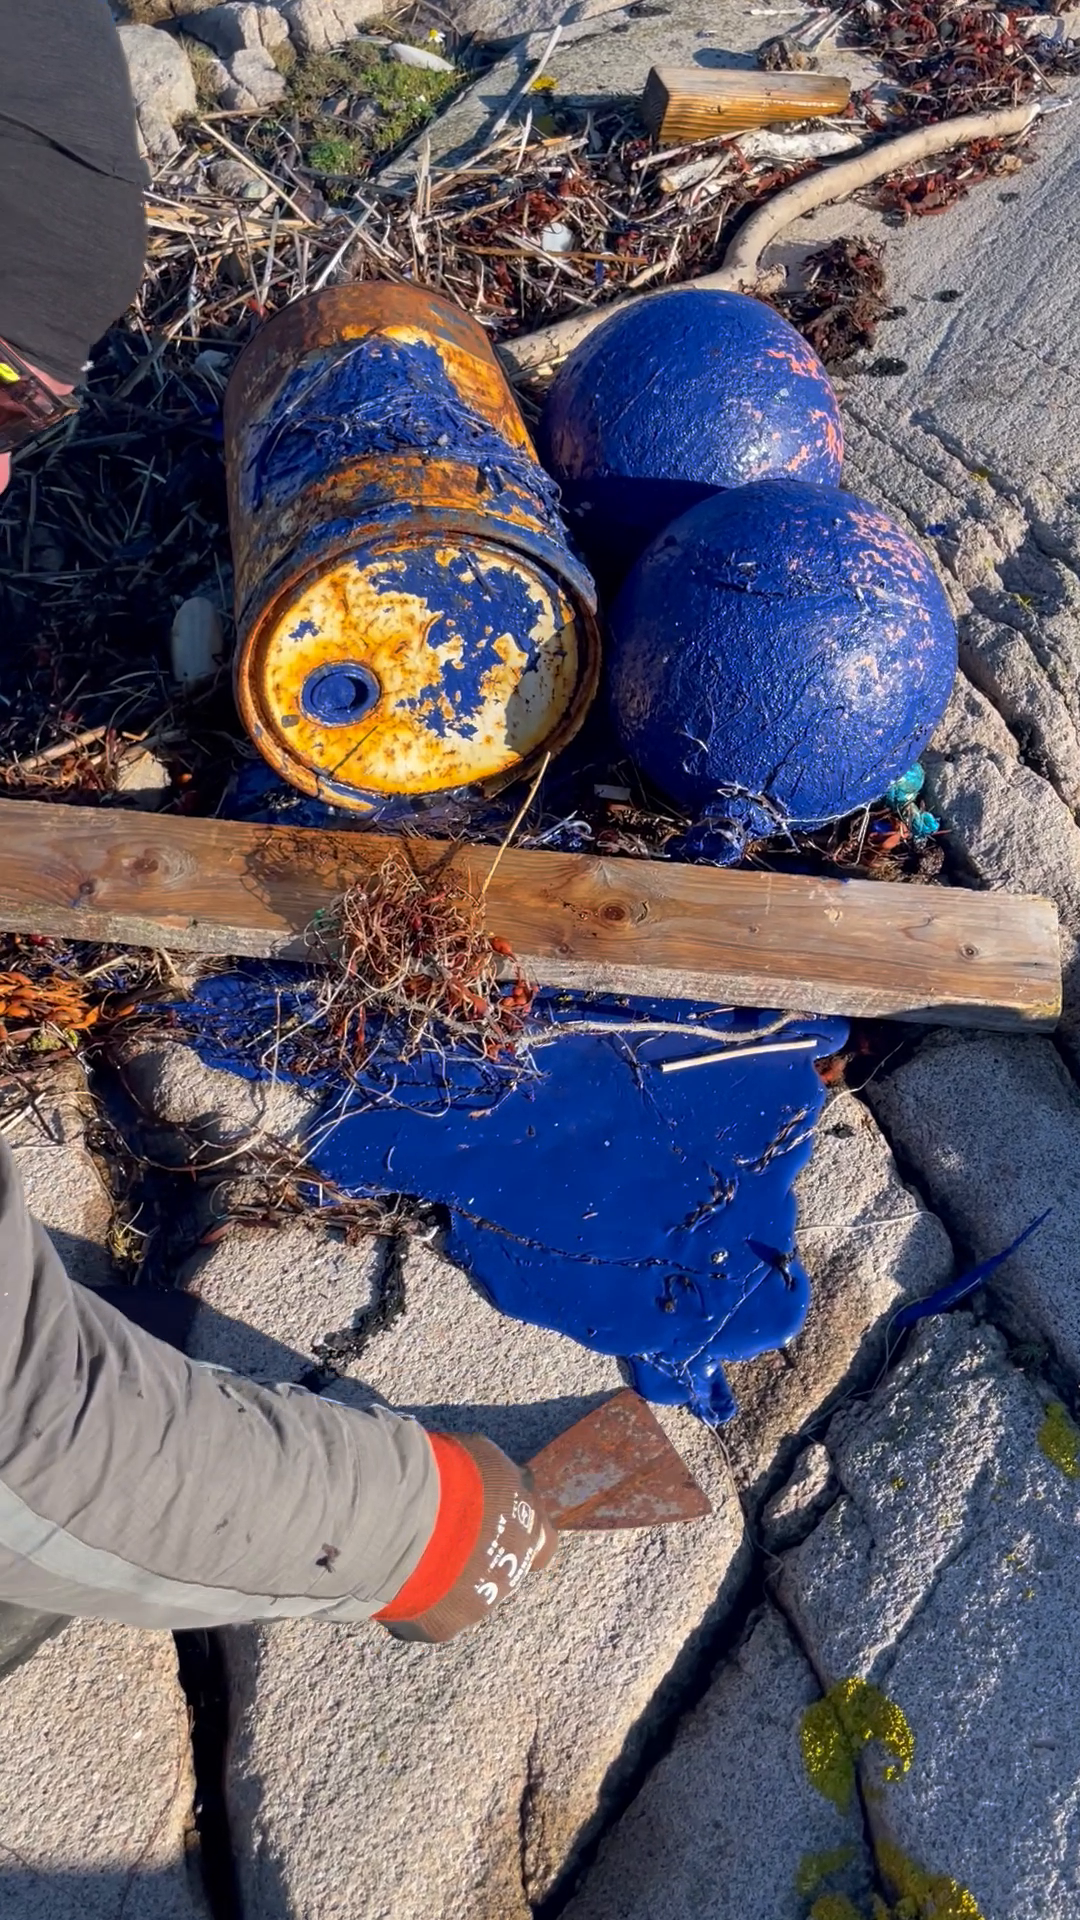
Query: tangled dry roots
309,851,536,1069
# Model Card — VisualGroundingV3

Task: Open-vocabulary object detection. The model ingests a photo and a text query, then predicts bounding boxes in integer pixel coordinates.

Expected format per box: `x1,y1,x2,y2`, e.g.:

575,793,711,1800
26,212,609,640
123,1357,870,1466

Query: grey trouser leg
0,1141,437,1630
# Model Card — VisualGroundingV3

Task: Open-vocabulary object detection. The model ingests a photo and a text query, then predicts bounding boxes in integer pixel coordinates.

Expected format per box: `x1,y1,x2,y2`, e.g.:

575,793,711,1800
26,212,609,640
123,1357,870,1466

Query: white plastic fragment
540,220,575,253
388,41,455,71
171,596,226,689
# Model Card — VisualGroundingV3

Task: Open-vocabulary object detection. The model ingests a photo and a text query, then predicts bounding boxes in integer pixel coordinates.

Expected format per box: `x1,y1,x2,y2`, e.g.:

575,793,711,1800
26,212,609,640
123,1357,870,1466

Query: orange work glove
374,1433,557,1643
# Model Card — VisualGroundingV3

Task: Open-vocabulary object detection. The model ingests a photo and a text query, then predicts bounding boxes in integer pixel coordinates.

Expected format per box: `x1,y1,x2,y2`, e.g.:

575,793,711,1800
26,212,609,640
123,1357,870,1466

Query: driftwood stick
498,101,1042,376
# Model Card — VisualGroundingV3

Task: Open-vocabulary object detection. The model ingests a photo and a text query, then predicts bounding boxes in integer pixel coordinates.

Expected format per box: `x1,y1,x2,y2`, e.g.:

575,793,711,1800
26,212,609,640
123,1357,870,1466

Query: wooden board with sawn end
0,798,1059,1029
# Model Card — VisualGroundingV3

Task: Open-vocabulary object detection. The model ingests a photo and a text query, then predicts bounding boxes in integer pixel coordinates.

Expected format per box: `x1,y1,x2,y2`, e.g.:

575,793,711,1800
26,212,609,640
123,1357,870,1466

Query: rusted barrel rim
236,532,602,811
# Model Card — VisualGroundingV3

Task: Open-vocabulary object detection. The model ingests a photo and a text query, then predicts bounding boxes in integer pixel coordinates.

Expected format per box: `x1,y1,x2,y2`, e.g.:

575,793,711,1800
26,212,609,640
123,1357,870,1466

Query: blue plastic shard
885,764,925,806
891,1209,1052,1333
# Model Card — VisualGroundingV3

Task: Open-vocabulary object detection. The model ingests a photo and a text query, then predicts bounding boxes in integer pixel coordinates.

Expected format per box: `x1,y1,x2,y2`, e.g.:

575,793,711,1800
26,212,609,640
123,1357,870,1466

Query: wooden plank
641,66,851,144
0,798,1059,1030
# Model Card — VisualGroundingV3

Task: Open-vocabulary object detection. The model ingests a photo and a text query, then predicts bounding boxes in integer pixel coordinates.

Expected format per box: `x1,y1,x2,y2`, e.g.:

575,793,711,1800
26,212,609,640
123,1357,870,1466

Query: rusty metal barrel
224,284,601,813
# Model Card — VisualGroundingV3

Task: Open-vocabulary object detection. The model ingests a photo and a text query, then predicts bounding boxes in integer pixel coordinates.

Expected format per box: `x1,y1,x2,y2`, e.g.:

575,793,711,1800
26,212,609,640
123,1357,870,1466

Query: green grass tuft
305,133,365,176
284,43,461,171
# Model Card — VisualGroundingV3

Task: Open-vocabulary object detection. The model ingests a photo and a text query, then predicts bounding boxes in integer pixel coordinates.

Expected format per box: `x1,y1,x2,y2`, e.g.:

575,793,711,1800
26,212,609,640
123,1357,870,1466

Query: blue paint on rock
607,478,957,849
173,968,845,1425
537,289,844,578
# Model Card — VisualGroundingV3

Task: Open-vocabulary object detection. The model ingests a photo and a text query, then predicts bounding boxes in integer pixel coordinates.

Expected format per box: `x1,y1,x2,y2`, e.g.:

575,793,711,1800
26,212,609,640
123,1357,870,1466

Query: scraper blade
525,1389,712,1530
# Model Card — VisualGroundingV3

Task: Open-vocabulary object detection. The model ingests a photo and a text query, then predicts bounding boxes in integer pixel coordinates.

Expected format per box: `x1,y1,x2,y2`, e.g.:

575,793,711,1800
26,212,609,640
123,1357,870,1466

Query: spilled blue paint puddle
177,970,845,1424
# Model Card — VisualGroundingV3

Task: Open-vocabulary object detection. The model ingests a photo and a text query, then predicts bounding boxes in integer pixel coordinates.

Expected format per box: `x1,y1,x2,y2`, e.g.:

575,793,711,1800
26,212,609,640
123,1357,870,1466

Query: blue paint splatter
365,549,547,741
244,335,564,530
289,618,319,640
172,970,845,1425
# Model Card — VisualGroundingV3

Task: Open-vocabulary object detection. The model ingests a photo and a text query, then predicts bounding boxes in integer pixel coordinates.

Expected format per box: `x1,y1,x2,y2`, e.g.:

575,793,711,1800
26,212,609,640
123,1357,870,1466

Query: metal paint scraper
525,1389,711,1530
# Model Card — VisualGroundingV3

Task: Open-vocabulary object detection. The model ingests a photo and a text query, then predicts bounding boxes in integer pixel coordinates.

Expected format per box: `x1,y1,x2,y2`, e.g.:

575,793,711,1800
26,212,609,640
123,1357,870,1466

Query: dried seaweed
771,235,888,366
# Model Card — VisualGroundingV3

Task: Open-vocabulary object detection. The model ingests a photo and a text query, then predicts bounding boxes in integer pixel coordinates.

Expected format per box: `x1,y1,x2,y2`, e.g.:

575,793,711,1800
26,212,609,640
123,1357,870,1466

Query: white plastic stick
658,1037,820,1073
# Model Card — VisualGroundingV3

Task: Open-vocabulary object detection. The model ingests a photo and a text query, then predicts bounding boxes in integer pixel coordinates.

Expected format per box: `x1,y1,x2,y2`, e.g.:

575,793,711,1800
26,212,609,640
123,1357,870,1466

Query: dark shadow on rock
692,44,758,67
0,1863,217,1920
43,1225,116,1292
103,1277,615,1460
376,1390,614,1461
93,1283,201,1350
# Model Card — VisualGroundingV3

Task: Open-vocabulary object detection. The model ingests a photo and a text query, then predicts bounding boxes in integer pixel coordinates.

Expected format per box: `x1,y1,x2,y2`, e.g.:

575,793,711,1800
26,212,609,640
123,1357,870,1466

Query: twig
498,100,1045,373
523,1012,800,1050
311,200,376,292
12,724,109,770
195,121,319,226
480,752,552,899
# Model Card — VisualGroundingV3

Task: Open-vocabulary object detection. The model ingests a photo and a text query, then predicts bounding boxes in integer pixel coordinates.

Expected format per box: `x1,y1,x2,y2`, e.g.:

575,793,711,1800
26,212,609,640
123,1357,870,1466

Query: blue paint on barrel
607,478,957,851
226,286,600,812
365,547,552,743
172,966,845,1426
537,289,844,577
244,334,567,533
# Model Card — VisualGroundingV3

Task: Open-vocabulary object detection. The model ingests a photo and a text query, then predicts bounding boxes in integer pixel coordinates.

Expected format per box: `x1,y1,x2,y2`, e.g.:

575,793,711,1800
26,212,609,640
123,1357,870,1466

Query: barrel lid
236,536,596,810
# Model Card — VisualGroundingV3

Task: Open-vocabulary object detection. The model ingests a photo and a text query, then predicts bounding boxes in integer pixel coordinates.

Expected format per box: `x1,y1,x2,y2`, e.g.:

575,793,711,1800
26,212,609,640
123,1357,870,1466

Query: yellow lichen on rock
1037,1401,1080,1480
877,1839,986,1919
809,1896,865,1920
796,1846,858,1897
800,1678,916,1811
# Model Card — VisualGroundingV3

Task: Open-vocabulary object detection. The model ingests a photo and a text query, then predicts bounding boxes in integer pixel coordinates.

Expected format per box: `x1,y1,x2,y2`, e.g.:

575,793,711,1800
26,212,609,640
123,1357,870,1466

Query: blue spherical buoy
538,289,843,574
607,479,957,849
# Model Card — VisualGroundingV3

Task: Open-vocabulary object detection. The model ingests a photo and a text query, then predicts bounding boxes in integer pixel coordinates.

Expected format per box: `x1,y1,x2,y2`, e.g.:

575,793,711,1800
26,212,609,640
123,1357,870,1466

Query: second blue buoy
607,478,957,852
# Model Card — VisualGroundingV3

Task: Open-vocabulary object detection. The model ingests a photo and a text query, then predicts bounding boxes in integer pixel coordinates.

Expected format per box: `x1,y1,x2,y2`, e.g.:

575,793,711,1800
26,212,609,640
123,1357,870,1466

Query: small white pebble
171,596,225,690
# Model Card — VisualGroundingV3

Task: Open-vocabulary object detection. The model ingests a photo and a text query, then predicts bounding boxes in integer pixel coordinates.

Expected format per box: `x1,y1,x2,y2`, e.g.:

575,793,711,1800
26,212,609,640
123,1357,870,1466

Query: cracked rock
563,1605,872,1920
761,1442,836,1554
205,1239,747,1918
919,669,1080,1053
867,1029,1080,1377
779,1314,1080,1920
378,0,773,191
279,0,382,51
451,0,628,46
116,1033,316,1163
723,1091,953,1500
181,1219,383,1382
118,24,197,160
178,1,289,55
0,1618,203,1918
219,45,287,107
